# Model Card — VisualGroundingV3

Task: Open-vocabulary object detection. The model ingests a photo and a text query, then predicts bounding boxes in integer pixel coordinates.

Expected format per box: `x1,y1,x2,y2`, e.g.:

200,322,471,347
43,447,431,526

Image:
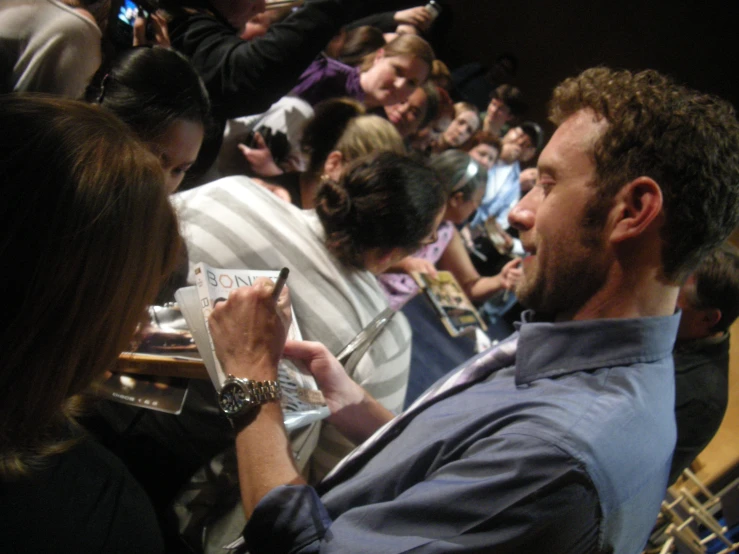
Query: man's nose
508,187,540,231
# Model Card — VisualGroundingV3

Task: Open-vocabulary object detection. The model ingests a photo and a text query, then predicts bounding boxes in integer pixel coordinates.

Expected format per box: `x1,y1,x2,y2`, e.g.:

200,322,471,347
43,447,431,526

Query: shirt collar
514,310,680,386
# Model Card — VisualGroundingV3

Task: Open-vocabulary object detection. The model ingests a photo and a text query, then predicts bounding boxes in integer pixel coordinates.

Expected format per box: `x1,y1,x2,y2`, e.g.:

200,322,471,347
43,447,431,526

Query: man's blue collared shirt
245,312,679,554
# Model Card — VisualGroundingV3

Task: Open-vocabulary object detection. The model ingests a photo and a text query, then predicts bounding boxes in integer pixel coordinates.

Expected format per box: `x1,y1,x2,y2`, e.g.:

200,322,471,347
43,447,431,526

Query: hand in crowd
393,256,438,278
284,339,393,444
133,12,171,48
284,340,364,417
238,132,284,177
393,6,433,32
489,219,514,253
499,257,523,290
208,279,292,380
459,225,476,251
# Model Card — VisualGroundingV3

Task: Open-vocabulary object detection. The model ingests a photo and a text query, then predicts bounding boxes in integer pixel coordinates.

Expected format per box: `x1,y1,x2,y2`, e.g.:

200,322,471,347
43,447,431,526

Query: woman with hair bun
84,150,442,549
379,149,522,310
176,151,445,487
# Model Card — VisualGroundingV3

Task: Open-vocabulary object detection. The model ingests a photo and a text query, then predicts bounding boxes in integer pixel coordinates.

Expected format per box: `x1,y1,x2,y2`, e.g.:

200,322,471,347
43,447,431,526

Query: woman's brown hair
315,152,445,269
0,96,181,476
359,33,435,76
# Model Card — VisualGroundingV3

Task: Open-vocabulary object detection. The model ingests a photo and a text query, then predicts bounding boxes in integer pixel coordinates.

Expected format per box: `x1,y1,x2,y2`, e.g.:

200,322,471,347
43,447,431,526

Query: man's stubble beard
515,198,611,319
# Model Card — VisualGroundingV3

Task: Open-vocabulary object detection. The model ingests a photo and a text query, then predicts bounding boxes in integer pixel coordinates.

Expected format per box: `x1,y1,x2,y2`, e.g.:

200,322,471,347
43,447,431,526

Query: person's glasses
420,228,439,246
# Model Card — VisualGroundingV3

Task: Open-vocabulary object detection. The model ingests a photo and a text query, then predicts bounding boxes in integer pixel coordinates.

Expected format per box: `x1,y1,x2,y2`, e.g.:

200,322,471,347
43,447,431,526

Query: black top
345,11,398,32
670,333,731,483
0,434,164,553
167,0,365,181
168,0,364,122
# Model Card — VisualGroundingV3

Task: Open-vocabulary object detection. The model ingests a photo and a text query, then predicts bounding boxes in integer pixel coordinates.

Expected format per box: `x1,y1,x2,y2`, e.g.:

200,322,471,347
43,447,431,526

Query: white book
175,262,328,430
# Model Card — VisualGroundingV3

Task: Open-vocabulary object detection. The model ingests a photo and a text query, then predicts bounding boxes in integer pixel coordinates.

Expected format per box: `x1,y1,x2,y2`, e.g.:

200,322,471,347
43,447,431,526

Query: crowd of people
2,1,739,553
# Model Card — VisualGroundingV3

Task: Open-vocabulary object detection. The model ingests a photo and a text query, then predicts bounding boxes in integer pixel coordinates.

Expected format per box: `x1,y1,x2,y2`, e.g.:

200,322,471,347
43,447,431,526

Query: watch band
246,378,282,404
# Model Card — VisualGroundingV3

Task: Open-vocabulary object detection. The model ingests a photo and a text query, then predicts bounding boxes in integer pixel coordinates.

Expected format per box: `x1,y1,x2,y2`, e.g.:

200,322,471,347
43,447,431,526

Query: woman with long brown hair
0,95,181,552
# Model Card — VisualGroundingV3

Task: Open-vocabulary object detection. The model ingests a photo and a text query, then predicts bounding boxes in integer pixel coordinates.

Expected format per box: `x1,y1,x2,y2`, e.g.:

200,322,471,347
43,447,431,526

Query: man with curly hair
208,67,739,554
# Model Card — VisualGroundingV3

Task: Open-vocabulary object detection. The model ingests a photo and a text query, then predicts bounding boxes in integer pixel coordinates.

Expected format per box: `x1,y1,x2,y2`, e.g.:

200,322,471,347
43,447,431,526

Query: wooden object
116,352,209,380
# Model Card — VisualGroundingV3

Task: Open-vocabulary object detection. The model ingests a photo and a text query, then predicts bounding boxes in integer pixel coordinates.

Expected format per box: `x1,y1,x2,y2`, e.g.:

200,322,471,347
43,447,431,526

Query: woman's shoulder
176,174,301,215
302,55,356,80
292,55,361,104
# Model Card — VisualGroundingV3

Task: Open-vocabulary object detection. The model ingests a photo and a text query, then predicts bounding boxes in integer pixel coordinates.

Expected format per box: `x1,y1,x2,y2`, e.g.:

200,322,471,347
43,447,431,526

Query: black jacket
169,0,365,121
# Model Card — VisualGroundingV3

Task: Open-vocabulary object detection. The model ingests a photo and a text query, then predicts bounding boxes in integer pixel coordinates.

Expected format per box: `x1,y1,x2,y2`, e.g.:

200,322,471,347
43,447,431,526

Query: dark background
436,0,737,140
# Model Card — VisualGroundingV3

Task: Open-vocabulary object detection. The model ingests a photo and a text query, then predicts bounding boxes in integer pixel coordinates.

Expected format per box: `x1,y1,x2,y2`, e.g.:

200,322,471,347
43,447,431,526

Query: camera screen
118,0,149,26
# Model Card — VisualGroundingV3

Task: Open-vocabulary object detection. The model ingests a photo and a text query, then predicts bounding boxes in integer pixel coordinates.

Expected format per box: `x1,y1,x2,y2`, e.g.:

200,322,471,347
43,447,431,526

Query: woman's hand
499,257,523,290
392,256,438,278
394,7,433,32
133,12,171,47
238,132,284,177
208,279,292,380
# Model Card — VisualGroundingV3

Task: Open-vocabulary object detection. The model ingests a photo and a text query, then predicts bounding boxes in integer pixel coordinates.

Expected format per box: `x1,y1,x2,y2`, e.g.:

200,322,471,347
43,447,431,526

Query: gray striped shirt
175,176,412,480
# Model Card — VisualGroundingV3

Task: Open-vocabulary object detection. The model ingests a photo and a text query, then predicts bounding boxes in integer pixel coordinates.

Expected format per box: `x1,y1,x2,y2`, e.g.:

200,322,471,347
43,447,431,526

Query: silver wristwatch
218,374,281,421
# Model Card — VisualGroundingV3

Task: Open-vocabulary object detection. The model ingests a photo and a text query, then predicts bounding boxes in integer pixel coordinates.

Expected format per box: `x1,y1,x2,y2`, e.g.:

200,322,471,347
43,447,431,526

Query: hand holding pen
208,268,292,380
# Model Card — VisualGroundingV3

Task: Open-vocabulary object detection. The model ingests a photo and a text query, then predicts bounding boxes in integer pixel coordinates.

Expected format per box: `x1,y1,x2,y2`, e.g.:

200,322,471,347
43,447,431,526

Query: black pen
272,267,289,301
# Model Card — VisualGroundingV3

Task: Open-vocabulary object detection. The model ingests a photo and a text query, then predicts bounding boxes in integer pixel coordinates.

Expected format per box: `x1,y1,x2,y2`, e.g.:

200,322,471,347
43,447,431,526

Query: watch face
219,381,252,415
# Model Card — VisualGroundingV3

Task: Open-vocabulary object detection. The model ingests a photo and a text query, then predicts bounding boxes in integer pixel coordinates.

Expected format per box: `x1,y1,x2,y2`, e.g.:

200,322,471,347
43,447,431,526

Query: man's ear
702,308,722,332
609,177,663,243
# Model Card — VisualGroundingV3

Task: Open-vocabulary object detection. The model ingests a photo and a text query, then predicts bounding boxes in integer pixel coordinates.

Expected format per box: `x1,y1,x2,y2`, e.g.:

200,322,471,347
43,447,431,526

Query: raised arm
437,228,522,304
208,280,303,518
168,0,364,119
